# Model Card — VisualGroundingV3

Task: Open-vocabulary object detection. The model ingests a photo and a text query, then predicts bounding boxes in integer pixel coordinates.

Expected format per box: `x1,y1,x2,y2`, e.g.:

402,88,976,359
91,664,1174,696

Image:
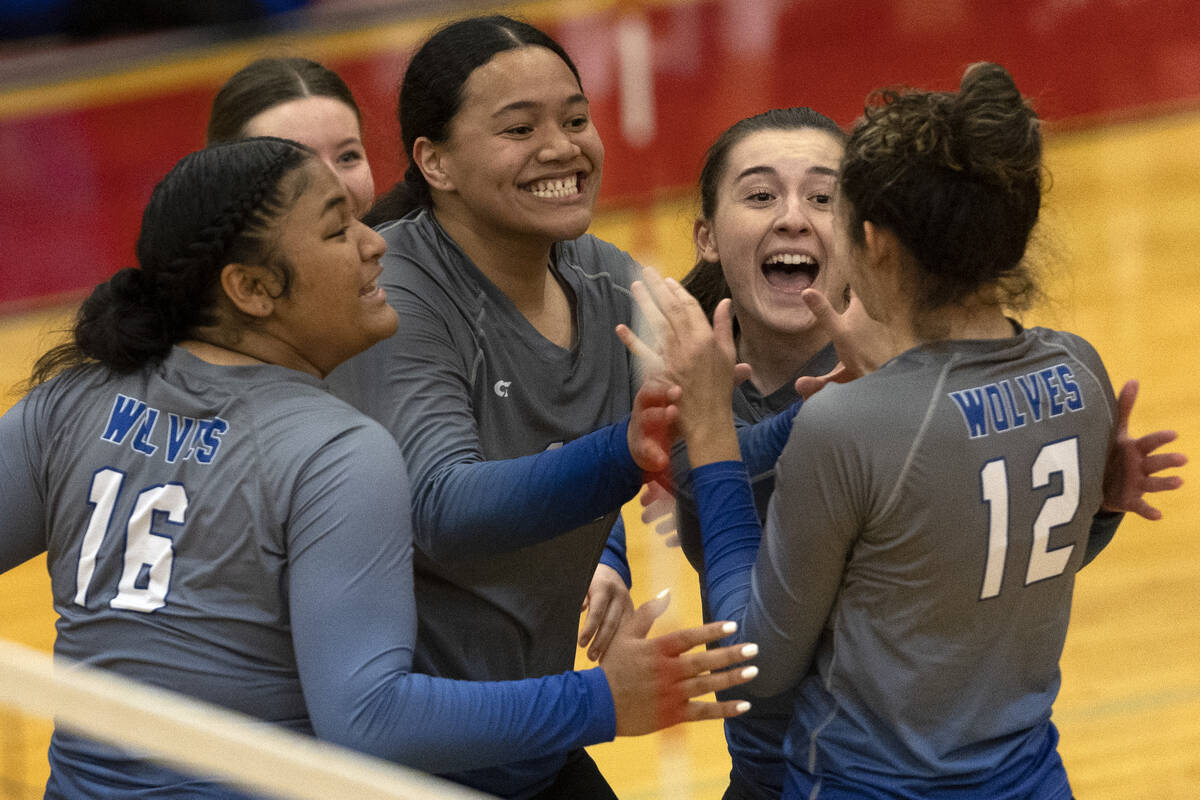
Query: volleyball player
0,138,757,798
324,16,791,797
624,63,1184,798
207,57,376,218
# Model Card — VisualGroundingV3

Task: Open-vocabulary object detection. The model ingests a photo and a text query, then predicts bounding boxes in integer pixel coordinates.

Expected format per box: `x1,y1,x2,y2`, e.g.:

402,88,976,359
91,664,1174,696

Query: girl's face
426,45,604,246
695,127,846,339
267,160,395,376
244,96,375,219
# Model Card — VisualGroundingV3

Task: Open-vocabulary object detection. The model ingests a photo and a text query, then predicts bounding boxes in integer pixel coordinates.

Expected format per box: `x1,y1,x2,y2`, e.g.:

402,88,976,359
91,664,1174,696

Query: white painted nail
735,701,751,713
740,643,759,658
721,621,738,634
740,666,759,679
655,588,670,600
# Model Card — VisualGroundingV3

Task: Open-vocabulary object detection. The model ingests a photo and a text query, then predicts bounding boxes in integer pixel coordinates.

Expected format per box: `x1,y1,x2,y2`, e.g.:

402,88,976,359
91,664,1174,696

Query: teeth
765,253,817,266
527,175,579,198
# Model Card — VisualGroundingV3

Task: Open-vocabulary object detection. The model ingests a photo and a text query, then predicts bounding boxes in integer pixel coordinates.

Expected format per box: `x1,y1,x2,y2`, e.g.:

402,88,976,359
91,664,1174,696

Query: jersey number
74,468,188,612
978,438,1080,600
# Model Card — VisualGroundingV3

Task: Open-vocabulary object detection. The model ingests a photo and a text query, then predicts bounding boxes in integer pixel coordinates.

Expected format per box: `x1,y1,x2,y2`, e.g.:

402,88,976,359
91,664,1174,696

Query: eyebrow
321,194,349,216
733,164,839,181
492,93,589,117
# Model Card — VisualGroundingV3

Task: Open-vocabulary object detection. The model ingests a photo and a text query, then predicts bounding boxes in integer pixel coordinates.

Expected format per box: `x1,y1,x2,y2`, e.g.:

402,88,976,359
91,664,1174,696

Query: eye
744,190,775,204
326,226,349,240
336,149,364,165
566,115,590,131
503,124,535,137
811,193,833,206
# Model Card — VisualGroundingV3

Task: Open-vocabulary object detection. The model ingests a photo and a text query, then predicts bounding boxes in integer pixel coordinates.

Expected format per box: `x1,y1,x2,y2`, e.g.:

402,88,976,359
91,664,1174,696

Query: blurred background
1,0,1198,797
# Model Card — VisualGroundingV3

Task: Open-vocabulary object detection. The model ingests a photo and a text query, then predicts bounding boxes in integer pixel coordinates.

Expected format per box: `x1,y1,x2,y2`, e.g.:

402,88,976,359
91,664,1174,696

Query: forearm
413,418,644,560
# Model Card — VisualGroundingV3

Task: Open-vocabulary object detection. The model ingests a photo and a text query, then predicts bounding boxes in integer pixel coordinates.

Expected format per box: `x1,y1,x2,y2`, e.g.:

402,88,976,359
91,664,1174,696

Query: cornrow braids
30,138,312,386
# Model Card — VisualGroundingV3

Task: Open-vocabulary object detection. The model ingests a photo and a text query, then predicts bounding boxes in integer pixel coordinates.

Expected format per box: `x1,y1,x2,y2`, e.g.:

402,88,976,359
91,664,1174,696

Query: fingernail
655,588,670,600
721,621,737,634
740,666,759,679
735,701,751,713
740,643,758,658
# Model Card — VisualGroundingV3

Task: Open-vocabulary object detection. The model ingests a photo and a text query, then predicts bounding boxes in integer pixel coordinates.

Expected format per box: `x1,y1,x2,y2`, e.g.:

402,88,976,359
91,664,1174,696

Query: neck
735,317,831,396
432,206,574,348
180,333,322,379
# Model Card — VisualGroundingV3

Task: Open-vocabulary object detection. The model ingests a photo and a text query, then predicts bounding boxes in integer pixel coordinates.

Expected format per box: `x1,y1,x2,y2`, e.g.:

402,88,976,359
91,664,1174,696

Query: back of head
839,62,1043,310
207,57,359,144
684,107,845,319
31,137,312,385
363,14,581,226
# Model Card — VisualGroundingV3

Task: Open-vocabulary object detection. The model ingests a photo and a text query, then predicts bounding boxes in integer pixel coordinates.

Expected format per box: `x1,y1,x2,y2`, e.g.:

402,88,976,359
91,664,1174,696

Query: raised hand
601,590,756,735
617,266,739,467
794,288,905,399
1101,379,1186,520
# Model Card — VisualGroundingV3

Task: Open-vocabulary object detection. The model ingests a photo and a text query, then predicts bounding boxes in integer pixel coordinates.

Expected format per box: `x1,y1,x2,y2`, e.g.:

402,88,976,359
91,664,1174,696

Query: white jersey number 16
74,468,186,612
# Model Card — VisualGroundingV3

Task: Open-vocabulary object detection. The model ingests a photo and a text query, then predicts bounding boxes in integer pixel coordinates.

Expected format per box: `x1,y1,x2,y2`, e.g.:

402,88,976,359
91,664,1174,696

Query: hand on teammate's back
579,564,635,661
1101,379,1186,520
600,590,755,736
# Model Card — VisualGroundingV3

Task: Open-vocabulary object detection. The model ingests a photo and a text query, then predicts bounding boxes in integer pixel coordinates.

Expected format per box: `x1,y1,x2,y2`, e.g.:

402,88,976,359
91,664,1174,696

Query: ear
412,136,454,192
861,221,900,274
219,262,280,319
693,217,720,264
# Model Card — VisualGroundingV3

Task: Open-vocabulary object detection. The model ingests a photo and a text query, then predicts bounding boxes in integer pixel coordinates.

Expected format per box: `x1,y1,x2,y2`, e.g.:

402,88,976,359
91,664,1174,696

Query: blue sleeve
286,425,616,772
414,419,643,560
599,514,632,588
691,460,763,642
330,285,644,562
0,393,49,573
672,399,800,507
1082,510,1123,567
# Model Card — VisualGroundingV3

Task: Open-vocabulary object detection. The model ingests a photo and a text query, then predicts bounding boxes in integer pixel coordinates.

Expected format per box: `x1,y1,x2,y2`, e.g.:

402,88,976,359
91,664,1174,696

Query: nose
537,126,582,162
775,195,812,235
357,221,386,260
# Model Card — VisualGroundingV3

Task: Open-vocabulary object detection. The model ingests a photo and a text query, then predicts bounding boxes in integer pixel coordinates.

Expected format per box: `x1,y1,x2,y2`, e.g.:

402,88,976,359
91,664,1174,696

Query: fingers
587,596,630,661
625,589,671,640
616,323,661,368
677,698,752,723
1114,379,1138,435
675,640,759,676
1134,429,1180,455
651,619,738,657
801,288,845,342
675,664,759,700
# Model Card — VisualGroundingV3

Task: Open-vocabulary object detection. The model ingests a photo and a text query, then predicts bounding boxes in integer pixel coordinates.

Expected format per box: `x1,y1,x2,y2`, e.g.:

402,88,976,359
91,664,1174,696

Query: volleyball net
0,639,494,800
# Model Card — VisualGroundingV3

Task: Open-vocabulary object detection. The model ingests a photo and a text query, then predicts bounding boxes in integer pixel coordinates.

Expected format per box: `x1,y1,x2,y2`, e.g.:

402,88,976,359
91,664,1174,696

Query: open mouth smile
762,252,819,293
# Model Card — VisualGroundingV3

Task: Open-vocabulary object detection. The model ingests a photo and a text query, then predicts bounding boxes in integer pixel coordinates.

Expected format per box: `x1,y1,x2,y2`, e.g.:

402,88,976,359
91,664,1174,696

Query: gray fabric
749,327,1116,779
330,209,640,685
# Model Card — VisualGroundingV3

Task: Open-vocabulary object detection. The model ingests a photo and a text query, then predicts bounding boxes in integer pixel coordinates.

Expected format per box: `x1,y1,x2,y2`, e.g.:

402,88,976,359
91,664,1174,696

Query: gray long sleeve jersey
0,349,616,798
328,209,642,798
699,327,1117,798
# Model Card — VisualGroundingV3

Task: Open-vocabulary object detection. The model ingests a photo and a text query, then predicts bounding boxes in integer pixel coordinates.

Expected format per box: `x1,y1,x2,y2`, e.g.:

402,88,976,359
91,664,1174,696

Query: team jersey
694,326,1117,799
0,348,615,798
328,208,643,798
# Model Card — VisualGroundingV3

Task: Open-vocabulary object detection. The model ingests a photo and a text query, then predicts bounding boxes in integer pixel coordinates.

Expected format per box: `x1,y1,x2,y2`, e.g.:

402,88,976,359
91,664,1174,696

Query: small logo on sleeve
493,380,512,398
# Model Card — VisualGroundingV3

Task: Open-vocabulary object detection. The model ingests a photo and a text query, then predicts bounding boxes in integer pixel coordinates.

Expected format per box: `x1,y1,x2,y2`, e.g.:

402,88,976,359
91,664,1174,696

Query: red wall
2,0,1197,309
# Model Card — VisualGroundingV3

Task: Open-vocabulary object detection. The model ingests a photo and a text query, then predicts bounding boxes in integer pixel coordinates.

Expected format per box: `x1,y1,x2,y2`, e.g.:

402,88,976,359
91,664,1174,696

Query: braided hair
31,137,312,385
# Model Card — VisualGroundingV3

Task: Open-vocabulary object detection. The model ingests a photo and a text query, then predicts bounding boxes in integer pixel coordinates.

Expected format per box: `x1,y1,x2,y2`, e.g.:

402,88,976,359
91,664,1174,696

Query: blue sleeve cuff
580,667,618,743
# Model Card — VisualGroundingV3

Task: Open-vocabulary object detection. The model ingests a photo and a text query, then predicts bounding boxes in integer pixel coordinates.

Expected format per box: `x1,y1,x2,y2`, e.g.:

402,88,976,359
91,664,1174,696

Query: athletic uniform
693,327,1117,799
0,348,616,798
328,208,643,798
674,343,838,800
